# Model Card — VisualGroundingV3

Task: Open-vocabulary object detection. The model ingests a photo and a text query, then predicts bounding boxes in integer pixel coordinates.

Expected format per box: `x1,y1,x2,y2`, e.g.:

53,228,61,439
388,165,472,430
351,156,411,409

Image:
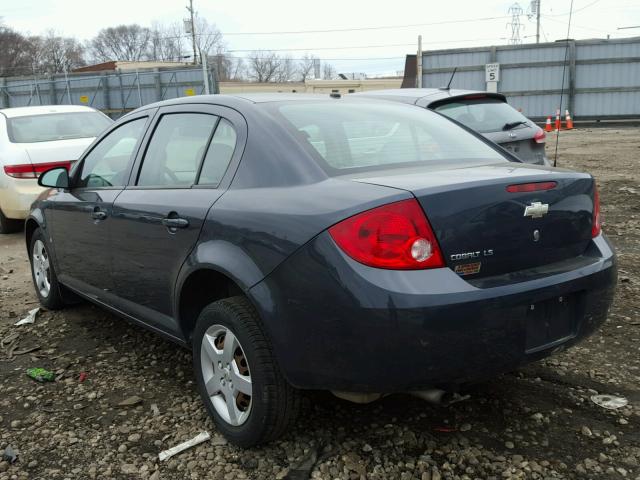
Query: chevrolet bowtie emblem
524,201,549,218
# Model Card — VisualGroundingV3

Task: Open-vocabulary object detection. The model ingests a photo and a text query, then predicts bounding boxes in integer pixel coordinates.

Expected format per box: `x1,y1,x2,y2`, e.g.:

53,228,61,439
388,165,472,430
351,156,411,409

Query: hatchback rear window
7,112,112,143
272,102,505,173
434,98,529,133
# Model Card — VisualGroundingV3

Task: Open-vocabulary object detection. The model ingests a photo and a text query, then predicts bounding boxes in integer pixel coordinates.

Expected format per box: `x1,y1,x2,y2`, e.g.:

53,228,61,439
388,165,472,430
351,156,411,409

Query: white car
0,105,112,233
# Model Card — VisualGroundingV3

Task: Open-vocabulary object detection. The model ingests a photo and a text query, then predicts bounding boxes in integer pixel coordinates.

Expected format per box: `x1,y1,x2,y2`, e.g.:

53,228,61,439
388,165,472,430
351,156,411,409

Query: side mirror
38,167,69,189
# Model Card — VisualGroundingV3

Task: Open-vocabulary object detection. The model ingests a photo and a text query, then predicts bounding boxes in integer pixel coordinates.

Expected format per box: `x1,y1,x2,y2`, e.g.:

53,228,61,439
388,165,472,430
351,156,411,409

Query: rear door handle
161,217,189,229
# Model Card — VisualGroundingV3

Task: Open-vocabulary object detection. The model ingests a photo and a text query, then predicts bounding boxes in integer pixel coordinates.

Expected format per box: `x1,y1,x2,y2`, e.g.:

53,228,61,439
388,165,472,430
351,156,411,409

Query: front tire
29,228,64,310
192,296,301,447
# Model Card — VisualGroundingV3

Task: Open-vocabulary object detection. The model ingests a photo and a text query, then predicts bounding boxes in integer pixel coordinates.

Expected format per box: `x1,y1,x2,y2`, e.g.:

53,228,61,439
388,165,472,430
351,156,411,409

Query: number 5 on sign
485,63,500,82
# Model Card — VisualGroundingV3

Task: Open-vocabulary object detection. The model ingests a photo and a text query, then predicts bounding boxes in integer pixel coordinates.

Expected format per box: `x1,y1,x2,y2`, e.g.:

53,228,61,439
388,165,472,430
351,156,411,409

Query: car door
109,104,242,335
49,114,151,297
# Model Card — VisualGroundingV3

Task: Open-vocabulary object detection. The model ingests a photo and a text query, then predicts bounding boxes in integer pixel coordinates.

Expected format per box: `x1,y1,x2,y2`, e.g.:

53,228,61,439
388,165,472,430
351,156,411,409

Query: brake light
462,94,487,100
506,181,557,193
533,128,546,144
3,161,73,179
328,199,445,270
592,185,601,238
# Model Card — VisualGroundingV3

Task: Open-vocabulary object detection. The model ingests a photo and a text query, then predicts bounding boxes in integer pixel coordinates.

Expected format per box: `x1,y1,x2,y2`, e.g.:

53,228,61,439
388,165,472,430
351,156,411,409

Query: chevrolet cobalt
27,94,616,446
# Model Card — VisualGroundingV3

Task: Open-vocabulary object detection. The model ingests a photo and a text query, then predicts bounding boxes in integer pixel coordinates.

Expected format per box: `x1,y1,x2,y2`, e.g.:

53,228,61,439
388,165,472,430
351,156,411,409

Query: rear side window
273,102,505,173
137,113,218,187
434,98,529,133
198,119,237,186
7,112,112,143
77,117,147,188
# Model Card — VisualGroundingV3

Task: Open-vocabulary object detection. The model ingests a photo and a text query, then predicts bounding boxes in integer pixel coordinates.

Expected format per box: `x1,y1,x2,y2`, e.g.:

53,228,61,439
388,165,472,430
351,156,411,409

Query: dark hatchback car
27,94,615,446
357,88,549,165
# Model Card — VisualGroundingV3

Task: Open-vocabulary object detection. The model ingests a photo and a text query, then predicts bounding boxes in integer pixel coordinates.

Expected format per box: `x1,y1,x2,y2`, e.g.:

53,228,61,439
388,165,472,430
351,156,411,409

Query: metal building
413,37,640,120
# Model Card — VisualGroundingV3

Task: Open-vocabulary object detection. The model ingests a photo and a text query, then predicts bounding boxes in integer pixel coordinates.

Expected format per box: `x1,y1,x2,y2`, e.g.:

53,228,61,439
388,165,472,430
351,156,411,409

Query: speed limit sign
485,63,500,82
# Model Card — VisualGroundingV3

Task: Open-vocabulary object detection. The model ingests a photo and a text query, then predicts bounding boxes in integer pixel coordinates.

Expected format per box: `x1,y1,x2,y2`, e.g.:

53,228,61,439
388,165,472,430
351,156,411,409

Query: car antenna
440,67,457,91
553,0,574,167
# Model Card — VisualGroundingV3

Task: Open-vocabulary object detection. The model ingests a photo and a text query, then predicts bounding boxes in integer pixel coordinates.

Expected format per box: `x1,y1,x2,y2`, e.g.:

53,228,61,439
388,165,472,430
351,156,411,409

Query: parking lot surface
1,127,639,480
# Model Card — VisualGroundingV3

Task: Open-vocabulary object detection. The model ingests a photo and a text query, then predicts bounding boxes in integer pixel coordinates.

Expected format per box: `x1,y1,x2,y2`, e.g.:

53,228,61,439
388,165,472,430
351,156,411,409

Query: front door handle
91,208,107,220
162,217,189,229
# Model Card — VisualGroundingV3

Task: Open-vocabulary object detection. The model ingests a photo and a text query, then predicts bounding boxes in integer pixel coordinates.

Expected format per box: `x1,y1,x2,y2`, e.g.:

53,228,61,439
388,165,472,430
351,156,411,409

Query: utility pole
528,0,541,43
186,0,198,64
416,35,423,88
536,0,541,43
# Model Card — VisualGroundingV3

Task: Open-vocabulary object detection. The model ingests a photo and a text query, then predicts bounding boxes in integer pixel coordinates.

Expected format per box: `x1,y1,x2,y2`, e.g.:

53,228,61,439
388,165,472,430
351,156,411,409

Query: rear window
434,98,529,133
7,111,112,143
272,102,506,173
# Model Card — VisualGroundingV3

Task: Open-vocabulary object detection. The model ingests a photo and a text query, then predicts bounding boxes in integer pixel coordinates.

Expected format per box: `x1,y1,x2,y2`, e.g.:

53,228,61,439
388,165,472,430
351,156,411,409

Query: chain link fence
0,66,218,118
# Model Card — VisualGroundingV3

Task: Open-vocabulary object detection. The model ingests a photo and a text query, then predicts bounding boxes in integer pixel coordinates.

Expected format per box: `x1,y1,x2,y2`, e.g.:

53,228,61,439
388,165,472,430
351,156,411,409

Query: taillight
328,199,445,270
506,181,557,193
533,128,546,144
592,184,601,238
3,161,73,179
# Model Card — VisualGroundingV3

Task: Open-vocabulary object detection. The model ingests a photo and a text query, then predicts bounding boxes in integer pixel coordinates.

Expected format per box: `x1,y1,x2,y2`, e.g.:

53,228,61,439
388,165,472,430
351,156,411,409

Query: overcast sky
4,0,640,76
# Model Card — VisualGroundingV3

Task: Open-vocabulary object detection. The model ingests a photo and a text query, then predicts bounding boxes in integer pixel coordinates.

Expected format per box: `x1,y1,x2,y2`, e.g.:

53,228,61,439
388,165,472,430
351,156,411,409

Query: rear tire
29,228,65,310
192,296,301,447
0,208,22,234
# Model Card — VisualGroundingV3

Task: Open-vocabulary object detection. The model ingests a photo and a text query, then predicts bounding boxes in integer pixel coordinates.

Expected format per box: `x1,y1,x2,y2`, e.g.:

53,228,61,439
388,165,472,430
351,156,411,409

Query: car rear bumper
0,175,44,220
250,232,616,392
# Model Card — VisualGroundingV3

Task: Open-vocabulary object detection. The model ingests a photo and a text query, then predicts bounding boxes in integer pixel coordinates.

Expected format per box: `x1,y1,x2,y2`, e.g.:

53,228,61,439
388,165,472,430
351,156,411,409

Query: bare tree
322,62,337,80
209,53,245,81
29,31,85,74
274,55,296,82
89,24,152,62
297,53,318,81
247,51,281,82
0,25,33,76
228,56,245,81
149,22,184,61
193,17,225,61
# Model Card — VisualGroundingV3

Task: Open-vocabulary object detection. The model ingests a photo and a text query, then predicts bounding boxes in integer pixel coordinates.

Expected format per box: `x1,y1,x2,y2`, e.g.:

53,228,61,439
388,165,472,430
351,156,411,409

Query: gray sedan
357,88,549,165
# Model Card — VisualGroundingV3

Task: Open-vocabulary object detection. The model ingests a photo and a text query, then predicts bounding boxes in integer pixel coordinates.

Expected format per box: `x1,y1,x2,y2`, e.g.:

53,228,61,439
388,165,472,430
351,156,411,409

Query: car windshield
434,98,529,133
7,112,112,143
272,101,506,174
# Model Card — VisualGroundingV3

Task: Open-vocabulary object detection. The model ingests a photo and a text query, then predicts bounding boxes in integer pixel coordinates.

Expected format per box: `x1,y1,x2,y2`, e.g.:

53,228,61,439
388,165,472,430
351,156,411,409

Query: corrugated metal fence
0,66,217,118
421,37,640,120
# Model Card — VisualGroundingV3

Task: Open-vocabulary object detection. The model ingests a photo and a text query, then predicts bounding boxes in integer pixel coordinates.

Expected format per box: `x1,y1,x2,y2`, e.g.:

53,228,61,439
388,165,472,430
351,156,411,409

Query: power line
544,0,601,17
227,37,503,53
217,15,512,36
541,14,612,33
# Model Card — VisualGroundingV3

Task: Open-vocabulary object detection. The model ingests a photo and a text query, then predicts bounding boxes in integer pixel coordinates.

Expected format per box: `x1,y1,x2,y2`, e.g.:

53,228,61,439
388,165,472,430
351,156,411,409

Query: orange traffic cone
565,109,574,130
554,109,561,131
545,116,553,132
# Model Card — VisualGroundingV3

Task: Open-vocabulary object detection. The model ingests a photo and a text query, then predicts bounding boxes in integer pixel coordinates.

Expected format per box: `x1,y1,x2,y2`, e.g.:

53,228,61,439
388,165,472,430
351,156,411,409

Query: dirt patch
1,128,639,479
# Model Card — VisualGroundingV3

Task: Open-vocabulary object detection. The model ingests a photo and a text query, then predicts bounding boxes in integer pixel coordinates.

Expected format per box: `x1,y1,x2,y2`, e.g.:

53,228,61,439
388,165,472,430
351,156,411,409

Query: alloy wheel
200,324,252,426
32,239,51,298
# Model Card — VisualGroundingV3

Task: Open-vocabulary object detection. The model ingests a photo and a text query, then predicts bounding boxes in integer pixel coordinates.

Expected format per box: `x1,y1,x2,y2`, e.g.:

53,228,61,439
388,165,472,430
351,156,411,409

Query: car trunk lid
23,137,95,165
349,163,595,279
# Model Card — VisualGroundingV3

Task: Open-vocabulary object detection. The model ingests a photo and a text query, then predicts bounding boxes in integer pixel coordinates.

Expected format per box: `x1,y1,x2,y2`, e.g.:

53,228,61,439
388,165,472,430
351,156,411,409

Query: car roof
0,105,99,119
355,88,506,106
121,92,408,120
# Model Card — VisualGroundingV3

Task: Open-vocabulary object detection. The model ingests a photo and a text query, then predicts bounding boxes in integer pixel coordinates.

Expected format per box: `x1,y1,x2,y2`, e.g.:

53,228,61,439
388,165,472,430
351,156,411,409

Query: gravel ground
1,127,639,480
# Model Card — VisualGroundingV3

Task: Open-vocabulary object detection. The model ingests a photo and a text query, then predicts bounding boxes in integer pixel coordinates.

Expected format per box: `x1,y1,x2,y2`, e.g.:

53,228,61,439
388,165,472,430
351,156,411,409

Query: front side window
8,112,112,143
272,102,506,174
77,117,147,188
137,113,218,187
